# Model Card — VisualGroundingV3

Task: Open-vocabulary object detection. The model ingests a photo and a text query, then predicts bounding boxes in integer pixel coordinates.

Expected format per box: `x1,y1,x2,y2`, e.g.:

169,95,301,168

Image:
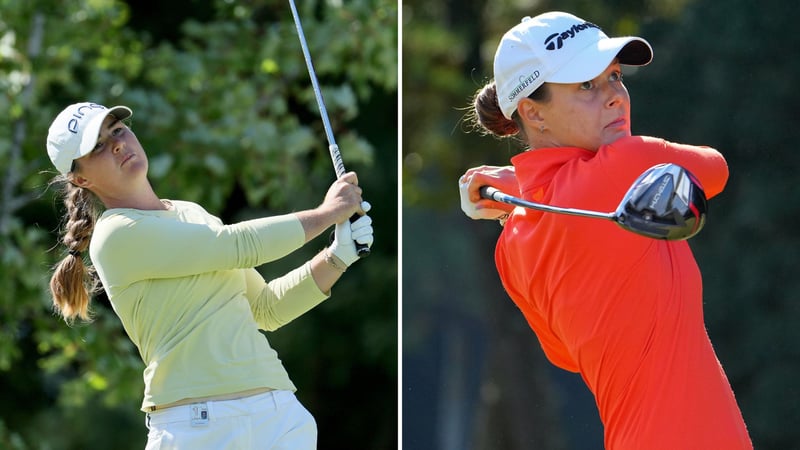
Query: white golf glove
329,201,374,267
459,176,508,220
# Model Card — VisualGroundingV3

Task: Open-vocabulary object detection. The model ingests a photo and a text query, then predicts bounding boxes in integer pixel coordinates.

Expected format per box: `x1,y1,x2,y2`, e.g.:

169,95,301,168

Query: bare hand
321,172,364,225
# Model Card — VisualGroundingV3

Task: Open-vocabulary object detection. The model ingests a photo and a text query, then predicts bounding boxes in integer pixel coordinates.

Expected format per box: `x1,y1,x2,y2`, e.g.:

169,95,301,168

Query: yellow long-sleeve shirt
89,200,328,412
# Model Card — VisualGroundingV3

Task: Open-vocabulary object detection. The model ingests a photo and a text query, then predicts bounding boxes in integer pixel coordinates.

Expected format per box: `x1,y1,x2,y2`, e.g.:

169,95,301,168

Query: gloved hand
458,166,518,220
329,201,374,267
459,175,509,220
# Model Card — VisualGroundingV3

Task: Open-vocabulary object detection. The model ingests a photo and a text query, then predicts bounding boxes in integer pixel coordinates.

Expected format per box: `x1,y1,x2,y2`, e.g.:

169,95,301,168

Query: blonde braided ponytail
49,177,101,323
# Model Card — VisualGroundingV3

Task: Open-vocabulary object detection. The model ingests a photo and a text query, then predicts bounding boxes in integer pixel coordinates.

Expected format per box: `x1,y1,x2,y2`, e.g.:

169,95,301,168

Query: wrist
324,247,348,272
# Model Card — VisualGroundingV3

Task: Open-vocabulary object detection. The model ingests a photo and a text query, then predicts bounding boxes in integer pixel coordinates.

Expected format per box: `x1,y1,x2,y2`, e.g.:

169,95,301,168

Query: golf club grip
480,186,504,201
329,144,347,179
332,147,369,258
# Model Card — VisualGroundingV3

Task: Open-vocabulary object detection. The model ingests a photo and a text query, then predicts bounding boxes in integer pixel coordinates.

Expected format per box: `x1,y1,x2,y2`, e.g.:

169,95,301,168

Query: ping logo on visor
65,103,106,134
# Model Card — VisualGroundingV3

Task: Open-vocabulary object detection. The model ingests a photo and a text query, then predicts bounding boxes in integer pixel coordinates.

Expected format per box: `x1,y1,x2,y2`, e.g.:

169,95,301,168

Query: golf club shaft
288,0,344,177
480,186,616,221
288,0,369,257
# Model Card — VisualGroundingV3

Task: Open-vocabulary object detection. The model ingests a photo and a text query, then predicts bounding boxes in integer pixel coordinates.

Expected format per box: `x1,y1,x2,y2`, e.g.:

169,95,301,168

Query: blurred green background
402,0,799,449
0,0,397,448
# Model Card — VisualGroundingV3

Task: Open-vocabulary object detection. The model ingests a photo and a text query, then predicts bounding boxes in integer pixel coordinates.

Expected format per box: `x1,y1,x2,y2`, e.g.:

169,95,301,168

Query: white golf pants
144,390,317,449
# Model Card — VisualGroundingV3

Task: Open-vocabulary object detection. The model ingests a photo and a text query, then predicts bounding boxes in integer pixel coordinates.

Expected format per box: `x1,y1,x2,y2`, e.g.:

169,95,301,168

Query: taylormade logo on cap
543,21,601,50
46,102,133,175
493,11,653,120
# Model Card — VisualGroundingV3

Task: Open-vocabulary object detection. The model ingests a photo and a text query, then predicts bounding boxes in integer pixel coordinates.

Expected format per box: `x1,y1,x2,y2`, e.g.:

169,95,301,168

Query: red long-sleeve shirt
495,136,752,449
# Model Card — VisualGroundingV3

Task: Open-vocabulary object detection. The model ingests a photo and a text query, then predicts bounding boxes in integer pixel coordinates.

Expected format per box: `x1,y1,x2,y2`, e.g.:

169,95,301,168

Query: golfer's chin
602,128,632,146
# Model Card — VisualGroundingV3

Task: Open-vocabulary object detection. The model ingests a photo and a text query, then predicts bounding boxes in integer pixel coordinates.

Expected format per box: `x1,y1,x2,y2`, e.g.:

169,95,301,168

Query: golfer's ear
517,98,545,129
70,173,92,189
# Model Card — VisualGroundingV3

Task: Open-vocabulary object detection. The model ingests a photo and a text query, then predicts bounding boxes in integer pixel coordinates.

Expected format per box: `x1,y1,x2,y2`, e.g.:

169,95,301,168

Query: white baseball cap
494,12,653,119
46,102,133,175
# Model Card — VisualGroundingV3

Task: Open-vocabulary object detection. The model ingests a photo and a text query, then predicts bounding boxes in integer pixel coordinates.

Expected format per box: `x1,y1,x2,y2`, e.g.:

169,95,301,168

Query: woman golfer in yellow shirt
45,101,373,449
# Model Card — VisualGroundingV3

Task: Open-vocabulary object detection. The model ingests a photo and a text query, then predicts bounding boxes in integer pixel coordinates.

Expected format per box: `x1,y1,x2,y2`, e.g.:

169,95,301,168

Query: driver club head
614,163,708,240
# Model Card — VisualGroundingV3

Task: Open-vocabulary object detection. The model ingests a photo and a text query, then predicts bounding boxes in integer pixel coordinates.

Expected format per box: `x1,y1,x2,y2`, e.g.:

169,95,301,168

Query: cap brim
547,37,653,84
77,105,133,158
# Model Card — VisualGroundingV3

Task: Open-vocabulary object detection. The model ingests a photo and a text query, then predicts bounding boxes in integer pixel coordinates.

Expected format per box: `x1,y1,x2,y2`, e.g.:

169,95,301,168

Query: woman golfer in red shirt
459,11,752,450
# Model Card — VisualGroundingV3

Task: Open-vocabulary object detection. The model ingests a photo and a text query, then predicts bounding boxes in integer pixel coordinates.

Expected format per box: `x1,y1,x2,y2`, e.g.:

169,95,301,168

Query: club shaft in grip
289,0,369,257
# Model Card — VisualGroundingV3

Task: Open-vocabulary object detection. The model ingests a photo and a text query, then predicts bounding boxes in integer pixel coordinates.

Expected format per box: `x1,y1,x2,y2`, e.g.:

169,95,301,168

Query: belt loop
270,390,278,410
207,400,215,423
145,413,151,429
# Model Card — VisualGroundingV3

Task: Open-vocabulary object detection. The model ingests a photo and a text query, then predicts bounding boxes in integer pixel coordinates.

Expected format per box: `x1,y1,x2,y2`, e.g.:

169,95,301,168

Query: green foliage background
0,0,397,448
403,0,800,449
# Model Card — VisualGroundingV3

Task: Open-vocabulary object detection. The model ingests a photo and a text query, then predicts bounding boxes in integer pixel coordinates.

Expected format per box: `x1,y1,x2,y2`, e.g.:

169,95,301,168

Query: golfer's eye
609,71,623,82
94,125,124,151
579,80,595,90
